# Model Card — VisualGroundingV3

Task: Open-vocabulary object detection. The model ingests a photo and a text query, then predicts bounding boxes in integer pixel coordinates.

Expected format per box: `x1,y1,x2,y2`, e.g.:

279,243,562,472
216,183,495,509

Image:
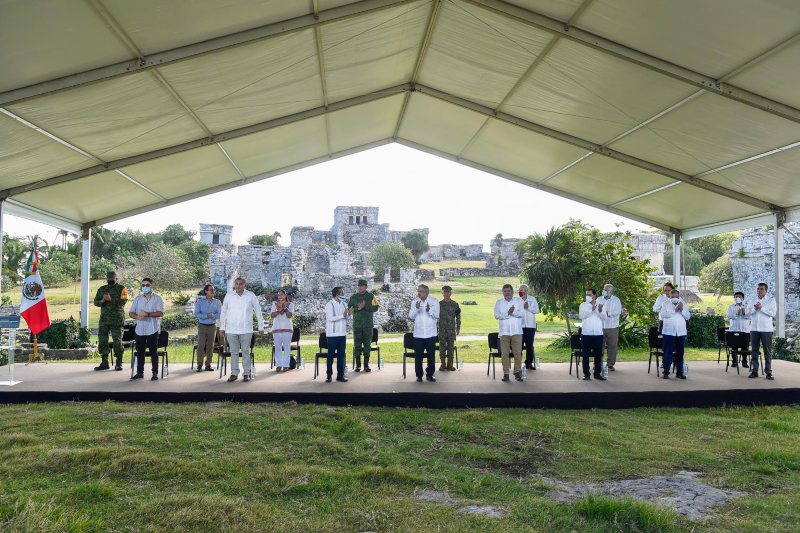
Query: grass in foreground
0,403,797,532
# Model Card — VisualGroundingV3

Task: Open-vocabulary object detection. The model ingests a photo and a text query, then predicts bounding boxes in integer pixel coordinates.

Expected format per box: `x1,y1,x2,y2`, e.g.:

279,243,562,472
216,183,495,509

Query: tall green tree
369,241,416,277
493,233,504,266
161,224,196,246
698,254,734,297
248,232,281,246
120,242,193,296
518,221,656,334
401,230,429,262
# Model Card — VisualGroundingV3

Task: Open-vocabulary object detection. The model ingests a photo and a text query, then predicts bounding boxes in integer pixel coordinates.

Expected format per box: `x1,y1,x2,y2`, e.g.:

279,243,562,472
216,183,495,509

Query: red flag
20,248,51,335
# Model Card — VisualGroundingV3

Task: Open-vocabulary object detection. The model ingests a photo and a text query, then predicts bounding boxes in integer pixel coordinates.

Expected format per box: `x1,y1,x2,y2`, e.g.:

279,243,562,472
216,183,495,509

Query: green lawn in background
0,402,797,532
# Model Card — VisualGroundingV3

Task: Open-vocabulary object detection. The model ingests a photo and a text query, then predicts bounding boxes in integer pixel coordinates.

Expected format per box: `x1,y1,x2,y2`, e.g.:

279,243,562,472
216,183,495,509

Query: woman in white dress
270,289,294,372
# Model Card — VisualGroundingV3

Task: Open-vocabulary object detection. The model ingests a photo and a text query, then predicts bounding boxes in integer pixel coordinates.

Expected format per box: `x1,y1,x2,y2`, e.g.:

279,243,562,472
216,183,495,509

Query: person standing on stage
219,277,265,383
518,284,539,371
194,284,221,372
747,282,777,380
270,289,294,372
437,286,461,371
659,288,690,379
494,284,524,382
324,287,349,382
93,271,128,371
128,278,164,381
579,288,605,381
347,279,378,372
726,290,750,368
409,284,439,382
599,283,623,371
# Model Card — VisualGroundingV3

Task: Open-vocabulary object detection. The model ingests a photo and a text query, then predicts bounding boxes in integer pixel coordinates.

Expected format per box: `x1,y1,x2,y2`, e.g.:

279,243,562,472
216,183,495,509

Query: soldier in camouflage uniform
93,271,128,371
438,285,461,371
347,279,378,372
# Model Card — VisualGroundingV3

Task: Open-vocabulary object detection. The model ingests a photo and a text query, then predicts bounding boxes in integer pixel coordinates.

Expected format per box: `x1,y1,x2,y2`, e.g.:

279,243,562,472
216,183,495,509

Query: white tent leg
0,200,4,297
80,229,92,328
672,233,681,287
774,215,785,337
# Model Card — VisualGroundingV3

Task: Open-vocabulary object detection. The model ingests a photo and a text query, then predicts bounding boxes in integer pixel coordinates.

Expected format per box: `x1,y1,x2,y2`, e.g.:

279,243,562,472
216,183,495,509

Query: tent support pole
774,214,785,337
80,228,92,329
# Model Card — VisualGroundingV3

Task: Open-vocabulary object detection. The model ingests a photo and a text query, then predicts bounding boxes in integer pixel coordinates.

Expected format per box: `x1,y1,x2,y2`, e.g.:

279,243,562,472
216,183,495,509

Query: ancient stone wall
420,243,485,262
628,233,666,275
199,223,233,246
488,239,523,267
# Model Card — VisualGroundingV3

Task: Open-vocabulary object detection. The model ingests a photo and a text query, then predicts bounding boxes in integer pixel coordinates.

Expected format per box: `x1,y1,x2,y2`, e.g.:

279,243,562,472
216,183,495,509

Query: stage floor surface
1,360,797,408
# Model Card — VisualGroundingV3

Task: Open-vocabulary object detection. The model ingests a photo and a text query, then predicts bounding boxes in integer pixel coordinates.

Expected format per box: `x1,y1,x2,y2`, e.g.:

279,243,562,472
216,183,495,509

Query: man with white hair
219,277,265,383
518,284,540,371
598,283,623,371
409,284,439,382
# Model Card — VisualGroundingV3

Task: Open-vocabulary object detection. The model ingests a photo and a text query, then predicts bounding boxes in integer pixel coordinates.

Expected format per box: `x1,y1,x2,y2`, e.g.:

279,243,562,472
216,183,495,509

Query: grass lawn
0,402,797,532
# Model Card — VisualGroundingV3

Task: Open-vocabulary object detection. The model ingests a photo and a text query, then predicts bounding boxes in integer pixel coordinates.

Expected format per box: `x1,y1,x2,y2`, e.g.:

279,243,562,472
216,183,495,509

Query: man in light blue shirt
194,284,221,372
128,278,165,381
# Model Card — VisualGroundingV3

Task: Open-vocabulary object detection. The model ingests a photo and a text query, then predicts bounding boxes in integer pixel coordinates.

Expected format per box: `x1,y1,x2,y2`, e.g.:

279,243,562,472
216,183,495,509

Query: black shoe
325,376,332,382
608,365,615,371
354,367,361,373
363,366,372,373
416,377,423,382
204,365,214,371
196,367,203,373
595,375,607,381
501,374,510,382
94,362,110,371
663,374,669,379
582,375,591,381
731,363,738,368
748,372,758,378
151,374,158,381
130,373,144,380
525,364,534,370
426,376,436,382
514,372,523,382
766,372,774,380
336,376,348,382
677,374,687,379
114,365,123,371
742,361,749,368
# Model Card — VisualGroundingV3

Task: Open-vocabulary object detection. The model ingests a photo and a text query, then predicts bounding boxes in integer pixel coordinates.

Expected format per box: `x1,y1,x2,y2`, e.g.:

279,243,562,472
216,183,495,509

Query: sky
3,144,649,249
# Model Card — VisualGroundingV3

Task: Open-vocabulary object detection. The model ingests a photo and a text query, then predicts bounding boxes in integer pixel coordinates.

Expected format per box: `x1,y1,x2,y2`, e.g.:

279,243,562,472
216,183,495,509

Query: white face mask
670,297,679,304
601,290,608,297
585,295,593,303
735,297,743,304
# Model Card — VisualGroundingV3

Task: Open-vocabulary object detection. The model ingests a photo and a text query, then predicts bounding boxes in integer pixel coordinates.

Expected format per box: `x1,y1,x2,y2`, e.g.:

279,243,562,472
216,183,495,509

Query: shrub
90,257,116,280
160,313,198,331
292,313,318,334
686,314,725,348
773,337,799,363
37,318,91,349
172,293,191,306
383,316,410,333
617,316,647,349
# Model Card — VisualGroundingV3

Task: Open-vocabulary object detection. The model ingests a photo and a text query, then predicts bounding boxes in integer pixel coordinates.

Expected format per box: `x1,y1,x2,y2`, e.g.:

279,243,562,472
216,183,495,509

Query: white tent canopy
1,0,799,331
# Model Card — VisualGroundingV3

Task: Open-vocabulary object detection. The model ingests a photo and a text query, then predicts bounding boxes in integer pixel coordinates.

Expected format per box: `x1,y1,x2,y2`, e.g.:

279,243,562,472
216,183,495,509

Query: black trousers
522,327,536,365
413,336,436,378
134,332,159,375
581,334,604,377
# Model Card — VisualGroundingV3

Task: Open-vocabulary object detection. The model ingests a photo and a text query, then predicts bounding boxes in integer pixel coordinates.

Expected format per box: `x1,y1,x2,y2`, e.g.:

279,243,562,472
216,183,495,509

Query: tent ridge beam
0,0,416,106
463,0,800,124
396,137,678,232
414,83,779,212
84,138,394,229
3,84,411,199
394,0,442,139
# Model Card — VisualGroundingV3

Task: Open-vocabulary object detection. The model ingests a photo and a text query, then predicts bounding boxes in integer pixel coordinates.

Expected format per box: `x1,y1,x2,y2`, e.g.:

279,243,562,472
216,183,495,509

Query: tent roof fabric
2,0,799,235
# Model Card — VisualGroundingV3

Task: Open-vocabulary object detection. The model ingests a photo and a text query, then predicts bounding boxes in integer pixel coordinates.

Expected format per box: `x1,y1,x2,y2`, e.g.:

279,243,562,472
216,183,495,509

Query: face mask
340,295,347,302
670,297,679,304
601,290,608,297
141,286,151,294
107,280,116,286
735,297,743,304
585,295,593,303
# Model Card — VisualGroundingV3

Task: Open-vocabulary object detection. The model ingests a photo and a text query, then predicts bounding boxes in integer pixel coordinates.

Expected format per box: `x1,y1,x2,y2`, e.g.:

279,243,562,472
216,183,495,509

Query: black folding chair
568,333,582,379
313,333,328,380
402,332,415,379
716,327,728,364
156,330,169,378
648,326,664,375
110,324,136,369
272,327,301,368
725,331,751,375
486,332,502,379
368,327,383,369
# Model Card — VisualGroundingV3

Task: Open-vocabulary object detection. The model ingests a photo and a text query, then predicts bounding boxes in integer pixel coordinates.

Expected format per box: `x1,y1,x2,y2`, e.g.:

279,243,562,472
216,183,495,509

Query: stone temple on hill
205,206,430,294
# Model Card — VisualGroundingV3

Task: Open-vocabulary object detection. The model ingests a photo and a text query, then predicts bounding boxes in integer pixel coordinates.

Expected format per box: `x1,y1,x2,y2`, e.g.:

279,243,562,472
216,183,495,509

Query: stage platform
0,360,797,409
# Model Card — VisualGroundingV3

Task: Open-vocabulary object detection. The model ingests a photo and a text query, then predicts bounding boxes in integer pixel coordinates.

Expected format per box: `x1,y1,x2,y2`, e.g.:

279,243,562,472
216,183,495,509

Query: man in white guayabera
220,277,264,383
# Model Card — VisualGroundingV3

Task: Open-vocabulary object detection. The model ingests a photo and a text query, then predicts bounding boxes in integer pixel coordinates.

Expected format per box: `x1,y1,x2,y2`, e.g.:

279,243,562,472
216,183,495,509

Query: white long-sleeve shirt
519,295,540,328
220,290,265,334
578,301,604,335
325,298,348,338
270,301,294,333
659,299,690,336
747,294,777,332
726,302,750,333
409,296,439,338
652,293,670,313
494,297,523,336
599,295,623,329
